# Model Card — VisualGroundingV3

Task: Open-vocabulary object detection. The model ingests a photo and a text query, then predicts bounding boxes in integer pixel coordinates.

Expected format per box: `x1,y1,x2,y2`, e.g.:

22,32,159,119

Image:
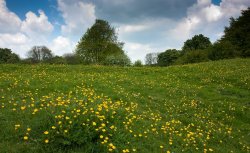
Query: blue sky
0,0,249,62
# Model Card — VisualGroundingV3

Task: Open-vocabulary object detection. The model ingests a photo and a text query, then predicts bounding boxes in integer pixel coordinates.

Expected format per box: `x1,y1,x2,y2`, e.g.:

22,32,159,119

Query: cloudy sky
0,0,249,62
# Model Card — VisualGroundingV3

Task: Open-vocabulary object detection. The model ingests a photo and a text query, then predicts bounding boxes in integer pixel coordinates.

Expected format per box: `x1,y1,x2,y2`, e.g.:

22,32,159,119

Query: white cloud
50,36,76,56
58,0,96,36
0,33,29,45
21,10,54,38
170,0,250,42
202,5,222,22
119,24,149,33
220,0,250,18
124,42,153,63
0,0,55,58
124,42,166,63
0,33,31,57
171,17,201,41
119,0,250,62
0,0,22,33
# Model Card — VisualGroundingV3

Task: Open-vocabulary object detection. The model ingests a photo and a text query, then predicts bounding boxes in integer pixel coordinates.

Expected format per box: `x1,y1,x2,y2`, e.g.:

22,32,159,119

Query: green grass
0,58,249,153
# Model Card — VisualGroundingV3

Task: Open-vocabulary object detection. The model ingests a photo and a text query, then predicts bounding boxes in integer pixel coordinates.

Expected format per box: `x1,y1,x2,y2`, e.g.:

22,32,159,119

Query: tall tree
27,46,53,62
75,19,126,64
0,48,20,63
221,8,250,57
182,34,212,53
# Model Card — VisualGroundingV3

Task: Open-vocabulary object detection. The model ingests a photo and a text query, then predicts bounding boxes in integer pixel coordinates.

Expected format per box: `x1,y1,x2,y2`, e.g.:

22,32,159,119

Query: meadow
0,58,249,153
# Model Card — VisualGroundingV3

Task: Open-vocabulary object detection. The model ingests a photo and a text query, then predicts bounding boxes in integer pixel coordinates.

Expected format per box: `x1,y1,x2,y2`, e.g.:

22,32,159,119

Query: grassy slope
0,58,249,153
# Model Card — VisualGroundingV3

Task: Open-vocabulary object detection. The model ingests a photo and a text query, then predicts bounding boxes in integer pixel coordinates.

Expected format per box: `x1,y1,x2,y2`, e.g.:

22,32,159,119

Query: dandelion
15,124,20,130
44,131,49,135
108,148,113,152
45,139,49,143
23,136,28,140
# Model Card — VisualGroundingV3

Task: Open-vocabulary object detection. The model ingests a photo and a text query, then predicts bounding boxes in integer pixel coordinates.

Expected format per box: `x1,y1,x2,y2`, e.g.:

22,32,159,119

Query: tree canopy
27,46,53,62
182,34,212,53
157,49,180,66
76,19,127,64
221,7,250,57
0,48,20,63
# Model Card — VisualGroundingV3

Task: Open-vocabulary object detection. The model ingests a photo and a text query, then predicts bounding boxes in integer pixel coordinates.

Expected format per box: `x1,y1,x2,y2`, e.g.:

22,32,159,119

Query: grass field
0,58,250,153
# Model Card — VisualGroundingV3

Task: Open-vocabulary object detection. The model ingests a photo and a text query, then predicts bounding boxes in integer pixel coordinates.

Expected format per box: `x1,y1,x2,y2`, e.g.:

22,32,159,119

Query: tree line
145,8,250,66
1,8,249,66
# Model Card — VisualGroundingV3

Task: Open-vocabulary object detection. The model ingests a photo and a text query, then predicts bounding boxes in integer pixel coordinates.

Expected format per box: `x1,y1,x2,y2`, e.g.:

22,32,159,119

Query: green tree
157,49,180,66
208,41,237,60
175,50,209,64
133,60,143,67
63,53,81,65
221,8,250,57
182,34,212,53
27,46,53,63
104,54,131,66
47,56,66,64
0,48,20,63
76,19,126,64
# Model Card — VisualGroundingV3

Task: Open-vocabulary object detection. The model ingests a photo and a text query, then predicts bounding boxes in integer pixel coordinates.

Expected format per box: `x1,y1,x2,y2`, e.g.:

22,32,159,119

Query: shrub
208,41,237,60
133,60,143,67
175,50,209,64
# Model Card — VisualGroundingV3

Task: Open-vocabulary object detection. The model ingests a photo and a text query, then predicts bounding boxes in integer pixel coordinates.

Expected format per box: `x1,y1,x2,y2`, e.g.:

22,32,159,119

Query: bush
63,53,82,65
46,56,66,64
208,41,237,60
0,48,20,63
104,54,131,66
133,60,143,67
175,50,209,65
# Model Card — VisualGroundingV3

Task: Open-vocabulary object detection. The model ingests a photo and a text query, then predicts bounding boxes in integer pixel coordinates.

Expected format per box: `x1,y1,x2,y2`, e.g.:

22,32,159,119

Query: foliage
175,49,209,64
103,54,131,66
63,53,82,65
47,56,66,64
0,59,249,153
221,8,250,57
133,60,143,67
0,48,20,63
208,41,237,60
182,34,212,53
157,49,180,66
27,46,53,63
145,53,159,66
75,19,127,64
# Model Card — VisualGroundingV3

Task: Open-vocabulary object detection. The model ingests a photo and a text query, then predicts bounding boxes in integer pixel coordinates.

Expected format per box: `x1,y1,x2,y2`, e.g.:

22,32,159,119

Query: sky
0,0,250,62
